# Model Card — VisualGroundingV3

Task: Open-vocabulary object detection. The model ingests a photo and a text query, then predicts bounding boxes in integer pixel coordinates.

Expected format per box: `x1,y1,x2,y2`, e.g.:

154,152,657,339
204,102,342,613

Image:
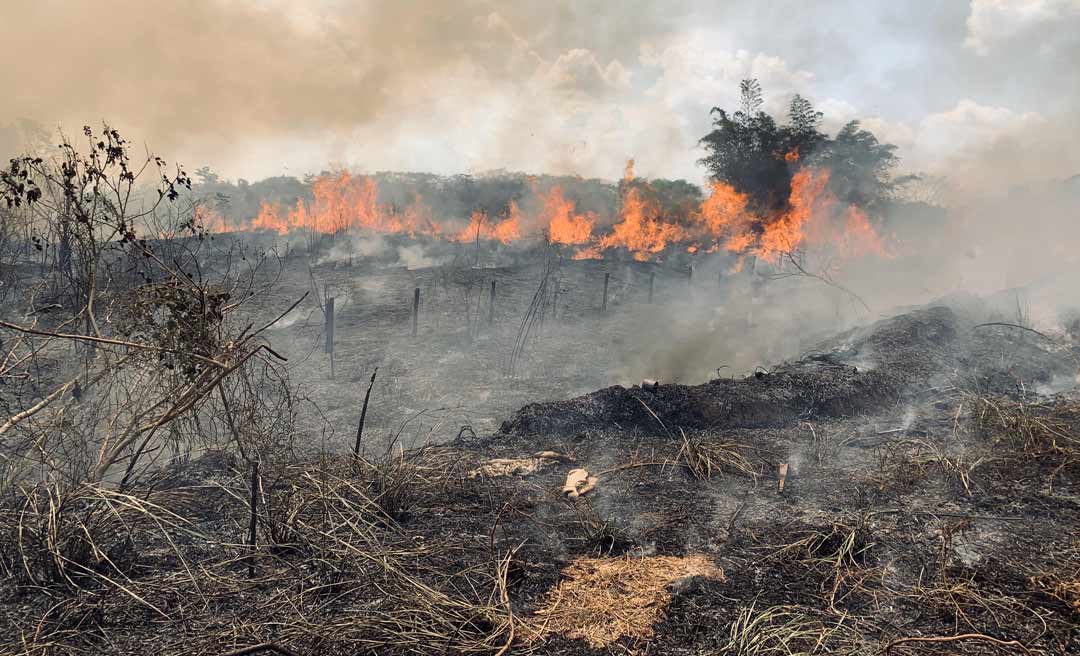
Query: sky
1,0,1078,190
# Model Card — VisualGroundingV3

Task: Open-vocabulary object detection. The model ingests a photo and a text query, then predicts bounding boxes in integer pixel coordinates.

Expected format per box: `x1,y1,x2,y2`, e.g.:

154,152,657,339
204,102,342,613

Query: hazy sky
2,0,1078,188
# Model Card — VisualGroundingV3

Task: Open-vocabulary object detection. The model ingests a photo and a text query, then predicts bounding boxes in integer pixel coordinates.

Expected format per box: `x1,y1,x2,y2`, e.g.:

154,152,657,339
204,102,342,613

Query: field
2,232,1079,655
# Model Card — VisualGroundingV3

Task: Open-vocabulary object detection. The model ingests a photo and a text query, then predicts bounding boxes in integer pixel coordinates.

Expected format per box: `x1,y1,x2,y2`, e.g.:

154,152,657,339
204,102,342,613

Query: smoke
396,244,444,270
3,1,1077,196
315,234,390,266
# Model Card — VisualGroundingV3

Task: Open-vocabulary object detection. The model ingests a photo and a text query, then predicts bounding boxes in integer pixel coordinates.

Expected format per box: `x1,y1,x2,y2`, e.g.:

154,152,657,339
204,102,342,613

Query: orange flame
595,160,687,261
454,209,521,245
194,205,229,233
543,187,595,245
226,162,888,267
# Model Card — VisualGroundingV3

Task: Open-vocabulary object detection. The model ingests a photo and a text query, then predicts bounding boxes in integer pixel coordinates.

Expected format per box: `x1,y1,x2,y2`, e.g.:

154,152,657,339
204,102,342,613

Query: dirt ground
244,233,875,450
2,236,1079,655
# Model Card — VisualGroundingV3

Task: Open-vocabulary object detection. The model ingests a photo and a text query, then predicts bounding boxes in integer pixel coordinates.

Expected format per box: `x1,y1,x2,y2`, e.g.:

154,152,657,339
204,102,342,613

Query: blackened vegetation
501,307,958,436
3,293,1078,654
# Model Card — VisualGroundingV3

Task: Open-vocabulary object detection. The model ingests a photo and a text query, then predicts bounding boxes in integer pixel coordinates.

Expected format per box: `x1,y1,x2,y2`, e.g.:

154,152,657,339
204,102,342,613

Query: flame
572,244,603,260
694,181,757,253
252,200,287,234
756,168,834,261
598,162,687,261
223,162,888,267
543,187,594,245
454,209,521,245
836,205,887,258
194,205,229,233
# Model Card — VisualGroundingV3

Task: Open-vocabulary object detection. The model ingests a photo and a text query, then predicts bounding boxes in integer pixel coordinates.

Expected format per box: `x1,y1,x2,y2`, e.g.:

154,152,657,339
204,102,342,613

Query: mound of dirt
501,306,960,436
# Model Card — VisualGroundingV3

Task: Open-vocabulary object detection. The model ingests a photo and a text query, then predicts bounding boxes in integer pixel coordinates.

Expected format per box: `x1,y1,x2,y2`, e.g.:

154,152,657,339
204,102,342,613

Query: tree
700,80,899,211
698,79,791,212
785,94,825,160
814,120,899,207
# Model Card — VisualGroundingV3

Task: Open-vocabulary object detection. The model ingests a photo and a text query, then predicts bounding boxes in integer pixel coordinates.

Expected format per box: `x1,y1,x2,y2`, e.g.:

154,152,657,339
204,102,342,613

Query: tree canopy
698,80,899,211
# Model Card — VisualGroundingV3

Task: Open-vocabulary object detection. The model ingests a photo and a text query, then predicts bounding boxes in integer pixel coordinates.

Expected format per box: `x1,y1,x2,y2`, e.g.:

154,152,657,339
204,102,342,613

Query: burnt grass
3,244,1080,654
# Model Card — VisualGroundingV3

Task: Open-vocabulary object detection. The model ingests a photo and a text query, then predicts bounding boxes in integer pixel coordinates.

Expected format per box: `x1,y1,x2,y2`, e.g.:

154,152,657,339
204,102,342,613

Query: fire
756,168,833,260
600,186,686,261
222,161,888,267
543,187,594,245
836,205,887,258
693,181,756,254
252,200,287,234
454,209,521,245
194,205,229,233
596,161,687,261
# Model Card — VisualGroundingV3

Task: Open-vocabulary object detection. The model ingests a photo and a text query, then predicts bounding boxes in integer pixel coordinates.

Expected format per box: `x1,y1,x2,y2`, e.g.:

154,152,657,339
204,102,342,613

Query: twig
884,632,1032,655
219,644,302,656
972,322,1051,341
0,318,227,368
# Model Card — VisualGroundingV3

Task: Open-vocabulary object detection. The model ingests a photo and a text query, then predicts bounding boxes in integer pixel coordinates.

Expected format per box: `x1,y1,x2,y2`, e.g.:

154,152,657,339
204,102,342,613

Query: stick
247,460,259,578
884,633,1032,655
353,368,378,459
648,272,655,304
972,322,1051,340
218,643,302,656
489,279,496,325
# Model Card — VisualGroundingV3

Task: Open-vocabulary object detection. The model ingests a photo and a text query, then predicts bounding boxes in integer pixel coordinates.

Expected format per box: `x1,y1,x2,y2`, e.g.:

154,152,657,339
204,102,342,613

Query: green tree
814,120,899,207
700,80,899,211
698,79,790,212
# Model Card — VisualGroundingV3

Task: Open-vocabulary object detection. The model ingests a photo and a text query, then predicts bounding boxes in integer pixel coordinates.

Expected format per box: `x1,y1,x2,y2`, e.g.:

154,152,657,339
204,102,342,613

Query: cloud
965,0,1080,54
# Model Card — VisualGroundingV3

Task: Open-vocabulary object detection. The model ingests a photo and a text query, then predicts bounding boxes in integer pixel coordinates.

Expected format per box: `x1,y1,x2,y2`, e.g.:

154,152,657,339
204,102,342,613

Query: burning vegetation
1,78,1079,656
190,82,894,277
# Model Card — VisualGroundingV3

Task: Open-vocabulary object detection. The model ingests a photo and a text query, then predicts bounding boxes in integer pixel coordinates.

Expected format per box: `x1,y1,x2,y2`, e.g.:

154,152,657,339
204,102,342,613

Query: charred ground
2,260,1078,654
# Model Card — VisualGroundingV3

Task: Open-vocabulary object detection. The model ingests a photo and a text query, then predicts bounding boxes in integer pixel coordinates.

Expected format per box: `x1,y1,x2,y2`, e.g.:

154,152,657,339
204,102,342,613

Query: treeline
192,167,708,230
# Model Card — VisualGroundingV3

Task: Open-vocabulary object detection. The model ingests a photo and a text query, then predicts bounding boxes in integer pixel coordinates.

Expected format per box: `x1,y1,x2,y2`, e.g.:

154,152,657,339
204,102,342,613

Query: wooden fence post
601,272,610,313
412,287,420,337
325,296,335,378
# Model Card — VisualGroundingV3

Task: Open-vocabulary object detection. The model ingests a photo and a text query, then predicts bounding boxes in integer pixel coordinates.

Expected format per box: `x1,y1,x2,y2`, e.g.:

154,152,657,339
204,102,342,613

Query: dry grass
525,554,723,648
719,603,862,656
974,396,1080,459
0,451,515,656
674,428,757,481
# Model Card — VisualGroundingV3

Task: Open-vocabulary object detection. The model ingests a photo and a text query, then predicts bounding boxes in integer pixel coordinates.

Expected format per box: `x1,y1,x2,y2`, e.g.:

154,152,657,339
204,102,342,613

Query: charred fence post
353,368,378,461
412,287,420,337
488,279,496,325
648,272,655,304
325,296,335,378
601,272,610,313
